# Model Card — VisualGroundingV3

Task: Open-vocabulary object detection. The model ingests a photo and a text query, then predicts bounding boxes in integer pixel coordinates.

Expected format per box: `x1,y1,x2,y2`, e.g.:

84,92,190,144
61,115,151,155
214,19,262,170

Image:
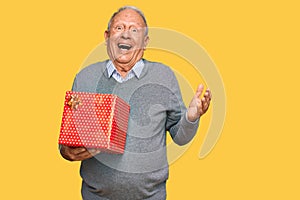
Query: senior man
60,6,212,200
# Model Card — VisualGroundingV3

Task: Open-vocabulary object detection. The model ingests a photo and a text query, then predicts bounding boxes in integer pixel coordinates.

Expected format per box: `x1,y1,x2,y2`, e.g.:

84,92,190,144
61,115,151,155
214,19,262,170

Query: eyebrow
112,21,144,28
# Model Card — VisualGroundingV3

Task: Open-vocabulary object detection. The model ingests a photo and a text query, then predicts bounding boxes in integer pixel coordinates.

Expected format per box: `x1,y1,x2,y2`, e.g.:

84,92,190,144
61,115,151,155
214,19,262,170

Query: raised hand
187,84,212,122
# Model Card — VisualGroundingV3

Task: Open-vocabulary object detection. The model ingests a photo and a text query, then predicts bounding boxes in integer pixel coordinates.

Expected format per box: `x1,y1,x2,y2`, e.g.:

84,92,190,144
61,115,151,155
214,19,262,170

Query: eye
115,26,123,31
131,28,138,33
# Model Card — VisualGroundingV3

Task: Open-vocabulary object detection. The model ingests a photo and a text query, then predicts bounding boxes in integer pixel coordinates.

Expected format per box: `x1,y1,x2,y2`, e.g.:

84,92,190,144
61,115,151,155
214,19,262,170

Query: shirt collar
106,59,144,79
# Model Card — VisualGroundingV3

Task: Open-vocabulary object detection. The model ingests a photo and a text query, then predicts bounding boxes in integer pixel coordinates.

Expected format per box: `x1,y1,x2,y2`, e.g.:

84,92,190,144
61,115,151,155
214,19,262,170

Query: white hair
107,6,148,35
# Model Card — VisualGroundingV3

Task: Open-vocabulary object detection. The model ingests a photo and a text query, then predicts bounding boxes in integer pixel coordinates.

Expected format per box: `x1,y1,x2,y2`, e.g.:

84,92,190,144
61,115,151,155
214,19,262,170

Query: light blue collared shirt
106,59,144,83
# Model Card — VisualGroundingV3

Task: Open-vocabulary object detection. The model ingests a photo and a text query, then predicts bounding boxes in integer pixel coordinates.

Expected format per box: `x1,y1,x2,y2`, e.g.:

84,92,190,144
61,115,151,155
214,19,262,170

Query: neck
113,62,135,78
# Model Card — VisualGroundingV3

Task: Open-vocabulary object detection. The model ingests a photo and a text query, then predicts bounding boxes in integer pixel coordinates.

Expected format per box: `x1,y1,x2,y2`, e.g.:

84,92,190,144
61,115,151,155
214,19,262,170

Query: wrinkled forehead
111,9,146,27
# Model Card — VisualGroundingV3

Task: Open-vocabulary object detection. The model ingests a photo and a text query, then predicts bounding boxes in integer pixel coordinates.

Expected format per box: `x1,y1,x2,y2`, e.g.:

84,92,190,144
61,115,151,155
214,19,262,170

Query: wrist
186,112,199,124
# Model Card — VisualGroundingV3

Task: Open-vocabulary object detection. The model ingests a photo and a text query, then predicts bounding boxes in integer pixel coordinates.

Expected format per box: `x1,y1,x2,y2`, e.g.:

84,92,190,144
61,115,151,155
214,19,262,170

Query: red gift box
59,91,130,154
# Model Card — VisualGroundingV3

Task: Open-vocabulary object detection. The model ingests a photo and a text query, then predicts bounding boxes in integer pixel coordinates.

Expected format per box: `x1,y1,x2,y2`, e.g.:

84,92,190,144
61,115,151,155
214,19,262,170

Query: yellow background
1,0,299,199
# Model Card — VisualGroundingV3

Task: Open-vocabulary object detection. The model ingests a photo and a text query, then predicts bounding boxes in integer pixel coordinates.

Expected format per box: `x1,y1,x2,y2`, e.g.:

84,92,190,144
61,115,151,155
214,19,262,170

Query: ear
104,30,109,42
143,36,150,49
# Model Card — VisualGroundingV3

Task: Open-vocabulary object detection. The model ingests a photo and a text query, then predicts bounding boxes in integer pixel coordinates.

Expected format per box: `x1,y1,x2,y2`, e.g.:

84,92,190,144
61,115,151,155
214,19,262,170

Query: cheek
108,33,120,43
133,36,146,47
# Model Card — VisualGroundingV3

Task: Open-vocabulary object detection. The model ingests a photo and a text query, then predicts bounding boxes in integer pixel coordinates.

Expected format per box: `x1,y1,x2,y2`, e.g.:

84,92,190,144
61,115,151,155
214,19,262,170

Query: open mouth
118,43,132,50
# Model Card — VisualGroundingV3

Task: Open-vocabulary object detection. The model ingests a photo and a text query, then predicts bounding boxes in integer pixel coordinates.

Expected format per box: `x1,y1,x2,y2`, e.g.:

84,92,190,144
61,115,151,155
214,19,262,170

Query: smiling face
104,9,149,76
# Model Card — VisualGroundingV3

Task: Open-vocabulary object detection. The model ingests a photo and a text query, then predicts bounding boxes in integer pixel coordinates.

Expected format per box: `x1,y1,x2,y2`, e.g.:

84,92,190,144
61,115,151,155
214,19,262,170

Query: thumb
195,84,204,98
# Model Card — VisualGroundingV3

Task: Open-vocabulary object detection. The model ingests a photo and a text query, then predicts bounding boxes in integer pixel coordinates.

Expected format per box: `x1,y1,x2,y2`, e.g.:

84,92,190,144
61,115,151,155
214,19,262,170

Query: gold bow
67,94,82,110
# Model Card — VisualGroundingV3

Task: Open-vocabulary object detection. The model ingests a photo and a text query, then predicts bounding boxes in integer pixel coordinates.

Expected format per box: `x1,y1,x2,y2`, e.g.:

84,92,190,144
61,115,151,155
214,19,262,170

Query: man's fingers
72,148,100,161
201,97,207,107
200,96,209,112
195,84,204,98
208,89,212,99
203,89,211,99
73,150,93,161
69,147,87,155
60,145,101,161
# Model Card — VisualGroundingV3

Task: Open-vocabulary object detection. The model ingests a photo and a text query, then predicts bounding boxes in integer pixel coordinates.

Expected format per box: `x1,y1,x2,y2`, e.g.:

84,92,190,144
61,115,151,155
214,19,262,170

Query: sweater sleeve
71,76,78,91
166,72,200,146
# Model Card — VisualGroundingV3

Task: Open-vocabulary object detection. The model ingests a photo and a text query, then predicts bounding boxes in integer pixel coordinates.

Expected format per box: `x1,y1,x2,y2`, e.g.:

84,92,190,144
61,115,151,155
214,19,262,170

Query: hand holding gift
60,145,101,161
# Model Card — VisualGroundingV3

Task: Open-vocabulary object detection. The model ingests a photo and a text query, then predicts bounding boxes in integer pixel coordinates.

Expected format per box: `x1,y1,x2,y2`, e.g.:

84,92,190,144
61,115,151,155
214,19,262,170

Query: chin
115,54,135,64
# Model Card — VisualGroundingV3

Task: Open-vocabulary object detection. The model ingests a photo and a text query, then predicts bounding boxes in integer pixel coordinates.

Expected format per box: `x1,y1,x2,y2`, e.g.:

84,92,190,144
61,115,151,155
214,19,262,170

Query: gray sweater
72,59,200,200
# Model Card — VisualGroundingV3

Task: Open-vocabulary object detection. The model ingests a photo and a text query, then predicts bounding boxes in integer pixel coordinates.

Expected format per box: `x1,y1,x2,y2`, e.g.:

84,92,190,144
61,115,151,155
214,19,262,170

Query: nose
121,30,131,39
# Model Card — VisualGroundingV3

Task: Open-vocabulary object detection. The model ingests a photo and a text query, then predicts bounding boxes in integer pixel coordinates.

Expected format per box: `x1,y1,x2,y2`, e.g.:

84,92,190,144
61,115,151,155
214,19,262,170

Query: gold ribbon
67,94,82,110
